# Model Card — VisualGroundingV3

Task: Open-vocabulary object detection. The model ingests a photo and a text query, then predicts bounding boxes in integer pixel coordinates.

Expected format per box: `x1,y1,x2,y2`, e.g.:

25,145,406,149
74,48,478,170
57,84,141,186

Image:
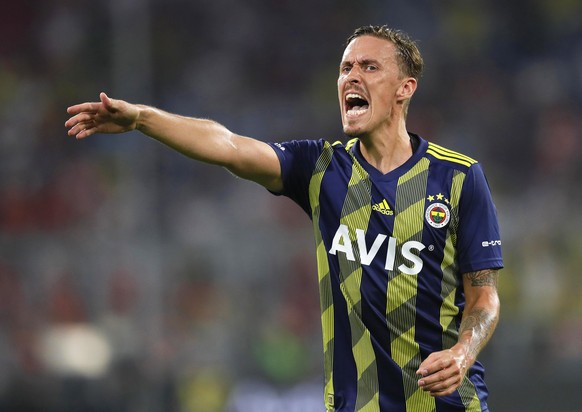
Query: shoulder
269,138,332,156
424,141,479,172
270,137,358,163
422,140,490,196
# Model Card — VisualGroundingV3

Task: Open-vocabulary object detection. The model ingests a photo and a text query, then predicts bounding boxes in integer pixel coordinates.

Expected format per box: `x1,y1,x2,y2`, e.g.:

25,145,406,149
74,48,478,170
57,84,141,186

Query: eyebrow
340,58,382,68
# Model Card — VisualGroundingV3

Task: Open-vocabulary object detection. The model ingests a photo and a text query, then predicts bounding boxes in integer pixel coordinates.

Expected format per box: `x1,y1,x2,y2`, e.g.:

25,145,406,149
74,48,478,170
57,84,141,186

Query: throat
359,136,414,174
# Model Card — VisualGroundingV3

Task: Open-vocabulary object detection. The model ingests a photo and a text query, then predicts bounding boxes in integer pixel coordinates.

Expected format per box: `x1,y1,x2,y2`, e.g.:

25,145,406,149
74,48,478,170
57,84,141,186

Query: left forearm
456,304,499,366
417,269,500,397
456,269,500,365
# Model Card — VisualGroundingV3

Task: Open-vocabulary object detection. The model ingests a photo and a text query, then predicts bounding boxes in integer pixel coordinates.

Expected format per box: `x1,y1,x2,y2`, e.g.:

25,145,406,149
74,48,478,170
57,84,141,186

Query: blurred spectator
1,0,582,410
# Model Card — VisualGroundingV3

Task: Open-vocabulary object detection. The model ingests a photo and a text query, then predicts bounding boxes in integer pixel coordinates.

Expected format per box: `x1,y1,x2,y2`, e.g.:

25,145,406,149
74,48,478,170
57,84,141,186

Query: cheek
373,88,394,109
337,78,345,98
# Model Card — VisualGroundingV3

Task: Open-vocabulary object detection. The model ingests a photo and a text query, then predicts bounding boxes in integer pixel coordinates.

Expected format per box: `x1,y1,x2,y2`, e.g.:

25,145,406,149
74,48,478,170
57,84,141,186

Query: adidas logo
372,199,394,215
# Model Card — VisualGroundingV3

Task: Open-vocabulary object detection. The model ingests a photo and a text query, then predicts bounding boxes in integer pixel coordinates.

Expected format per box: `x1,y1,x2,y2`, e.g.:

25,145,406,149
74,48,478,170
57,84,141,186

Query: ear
397,77,417,102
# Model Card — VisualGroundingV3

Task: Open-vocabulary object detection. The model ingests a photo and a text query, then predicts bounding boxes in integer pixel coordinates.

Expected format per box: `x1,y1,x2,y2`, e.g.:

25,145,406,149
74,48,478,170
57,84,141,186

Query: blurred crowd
1,0,582,411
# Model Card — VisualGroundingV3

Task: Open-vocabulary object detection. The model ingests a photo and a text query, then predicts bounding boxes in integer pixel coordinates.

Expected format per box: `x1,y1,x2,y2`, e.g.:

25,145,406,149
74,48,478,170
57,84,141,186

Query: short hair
346,25,424,80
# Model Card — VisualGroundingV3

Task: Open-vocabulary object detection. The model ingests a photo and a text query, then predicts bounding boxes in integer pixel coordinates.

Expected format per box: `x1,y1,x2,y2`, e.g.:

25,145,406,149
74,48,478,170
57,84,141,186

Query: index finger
416,354,453,377
66,101,101,115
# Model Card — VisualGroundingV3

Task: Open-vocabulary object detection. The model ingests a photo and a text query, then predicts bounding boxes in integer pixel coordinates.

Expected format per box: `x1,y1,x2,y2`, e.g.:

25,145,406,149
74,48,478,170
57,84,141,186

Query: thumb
100,92,116,112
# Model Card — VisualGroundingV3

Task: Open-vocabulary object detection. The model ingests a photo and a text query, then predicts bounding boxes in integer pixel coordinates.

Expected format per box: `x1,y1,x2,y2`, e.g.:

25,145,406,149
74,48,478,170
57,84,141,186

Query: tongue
350,105,368,111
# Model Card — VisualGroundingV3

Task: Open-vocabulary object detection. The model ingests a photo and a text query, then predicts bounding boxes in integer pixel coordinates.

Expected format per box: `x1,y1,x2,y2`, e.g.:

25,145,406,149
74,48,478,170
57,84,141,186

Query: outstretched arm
65,92,283,192
416,269,500,397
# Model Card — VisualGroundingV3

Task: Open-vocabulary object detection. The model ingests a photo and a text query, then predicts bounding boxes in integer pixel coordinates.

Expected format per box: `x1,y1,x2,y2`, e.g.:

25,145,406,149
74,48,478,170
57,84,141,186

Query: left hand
416,344,471,397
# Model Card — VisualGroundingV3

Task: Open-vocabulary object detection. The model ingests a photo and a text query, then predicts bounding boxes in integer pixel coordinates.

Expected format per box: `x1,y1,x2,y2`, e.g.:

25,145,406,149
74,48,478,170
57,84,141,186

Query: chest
317,157,460,241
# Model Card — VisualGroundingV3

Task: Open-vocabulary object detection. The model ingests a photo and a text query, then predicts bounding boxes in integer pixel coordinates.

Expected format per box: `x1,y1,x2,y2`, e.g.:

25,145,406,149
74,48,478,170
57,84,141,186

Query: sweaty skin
417,269,499,396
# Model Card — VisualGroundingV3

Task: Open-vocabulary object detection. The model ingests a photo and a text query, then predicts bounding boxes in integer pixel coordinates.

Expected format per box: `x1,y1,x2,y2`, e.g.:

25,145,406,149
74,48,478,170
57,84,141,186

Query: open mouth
345,93,369,116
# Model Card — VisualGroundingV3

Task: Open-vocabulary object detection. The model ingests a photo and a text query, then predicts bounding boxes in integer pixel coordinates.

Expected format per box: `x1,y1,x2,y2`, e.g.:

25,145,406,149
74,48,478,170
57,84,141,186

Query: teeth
347,108,367,115
346,93,365,100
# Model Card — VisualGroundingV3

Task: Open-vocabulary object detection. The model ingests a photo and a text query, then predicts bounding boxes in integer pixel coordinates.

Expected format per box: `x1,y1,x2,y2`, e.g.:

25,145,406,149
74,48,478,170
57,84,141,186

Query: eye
366,64,377,71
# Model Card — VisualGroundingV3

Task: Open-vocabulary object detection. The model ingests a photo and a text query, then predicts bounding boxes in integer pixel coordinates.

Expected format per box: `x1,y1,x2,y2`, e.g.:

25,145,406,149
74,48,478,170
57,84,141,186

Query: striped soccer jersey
268,134,503,412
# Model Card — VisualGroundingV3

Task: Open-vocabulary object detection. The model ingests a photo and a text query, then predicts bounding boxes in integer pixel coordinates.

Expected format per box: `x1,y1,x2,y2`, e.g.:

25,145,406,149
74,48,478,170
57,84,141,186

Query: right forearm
66,93,283,191
135,105,237,166
131,103,282,191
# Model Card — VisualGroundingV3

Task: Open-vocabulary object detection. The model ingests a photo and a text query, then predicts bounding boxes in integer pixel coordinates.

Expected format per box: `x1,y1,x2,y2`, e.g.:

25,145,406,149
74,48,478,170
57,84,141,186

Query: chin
342,122,359,137
342,116,372,137
343,124,365,137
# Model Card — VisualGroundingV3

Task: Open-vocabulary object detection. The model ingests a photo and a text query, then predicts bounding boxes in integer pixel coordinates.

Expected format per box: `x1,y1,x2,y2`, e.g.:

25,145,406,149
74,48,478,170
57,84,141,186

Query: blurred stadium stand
1,0,582,410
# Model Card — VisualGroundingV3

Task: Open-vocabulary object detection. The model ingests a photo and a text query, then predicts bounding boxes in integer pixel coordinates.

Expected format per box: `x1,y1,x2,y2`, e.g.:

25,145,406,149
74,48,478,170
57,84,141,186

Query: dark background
1,0,582,411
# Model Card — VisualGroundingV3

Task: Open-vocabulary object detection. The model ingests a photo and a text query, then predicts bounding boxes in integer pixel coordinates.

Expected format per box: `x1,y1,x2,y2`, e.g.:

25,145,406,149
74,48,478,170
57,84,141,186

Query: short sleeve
267,139,325,217
456,163,504,273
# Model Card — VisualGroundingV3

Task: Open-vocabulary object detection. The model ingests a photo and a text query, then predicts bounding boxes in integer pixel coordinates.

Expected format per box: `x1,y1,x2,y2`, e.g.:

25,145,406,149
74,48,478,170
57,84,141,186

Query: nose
346,67,362,83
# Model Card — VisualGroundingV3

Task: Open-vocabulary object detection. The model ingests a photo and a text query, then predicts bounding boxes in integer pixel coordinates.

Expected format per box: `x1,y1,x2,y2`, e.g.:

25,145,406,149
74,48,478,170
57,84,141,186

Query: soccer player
65,25,502,412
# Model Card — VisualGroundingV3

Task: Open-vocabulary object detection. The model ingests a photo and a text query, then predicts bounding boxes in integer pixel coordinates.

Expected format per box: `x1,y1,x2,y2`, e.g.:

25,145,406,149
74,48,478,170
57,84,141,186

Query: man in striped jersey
66,25,502,412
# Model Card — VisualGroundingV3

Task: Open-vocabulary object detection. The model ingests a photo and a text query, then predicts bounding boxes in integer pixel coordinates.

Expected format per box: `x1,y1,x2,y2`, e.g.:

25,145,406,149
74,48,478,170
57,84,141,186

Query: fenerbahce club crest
425,198,451,229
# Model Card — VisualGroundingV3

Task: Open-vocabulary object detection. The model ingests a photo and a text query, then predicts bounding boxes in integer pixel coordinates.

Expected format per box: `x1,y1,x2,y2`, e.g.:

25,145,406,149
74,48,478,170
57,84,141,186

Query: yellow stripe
439,287,459,339
450,171,465,209
346,138,359,150
394,199,425,243
426,143,477,168
441,170,484,411
426,148,473,167
398,156,429,185
428,142,477,164
406,388,436,411
390,324,418,367
466,391,483,411
309,142,335,410
386,273,418,315
340,266,363,308
353,330,375,377
338,155,379,412
457,375,483,411
439,171,465,336
387,158,432,410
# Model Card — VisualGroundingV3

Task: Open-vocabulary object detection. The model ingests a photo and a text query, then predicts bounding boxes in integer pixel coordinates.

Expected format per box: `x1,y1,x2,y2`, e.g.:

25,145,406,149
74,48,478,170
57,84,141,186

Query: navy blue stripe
415,165,453,359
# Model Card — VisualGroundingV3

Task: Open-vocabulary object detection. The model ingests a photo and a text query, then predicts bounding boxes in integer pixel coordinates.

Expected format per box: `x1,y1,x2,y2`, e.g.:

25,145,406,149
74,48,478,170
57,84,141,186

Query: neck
358,120,412,174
